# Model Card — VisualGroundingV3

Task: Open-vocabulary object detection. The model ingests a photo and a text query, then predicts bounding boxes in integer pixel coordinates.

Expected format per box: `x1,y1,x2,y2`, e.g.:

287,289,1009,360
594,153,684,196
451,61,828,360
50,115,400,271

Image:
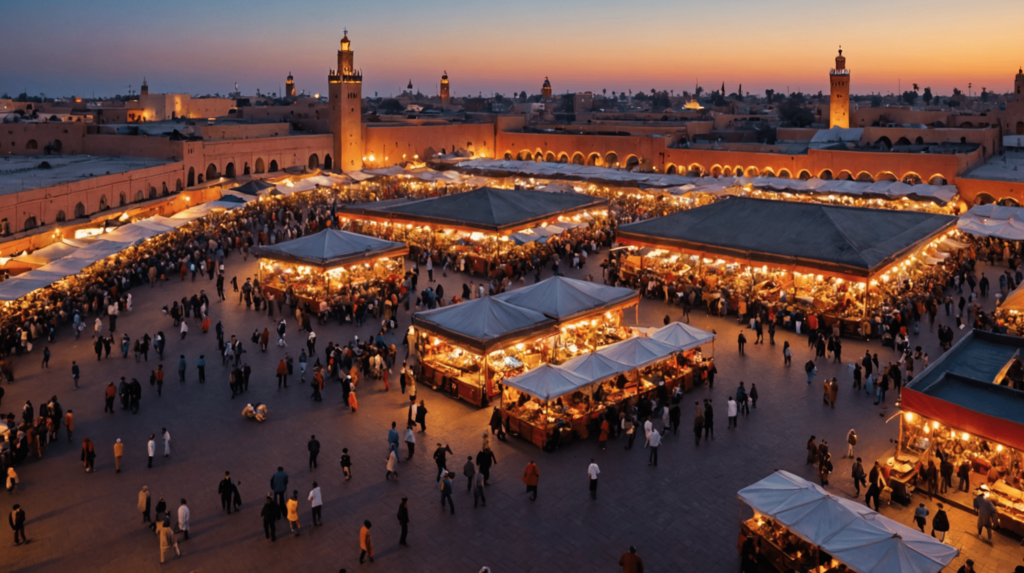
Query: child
341,448,352,481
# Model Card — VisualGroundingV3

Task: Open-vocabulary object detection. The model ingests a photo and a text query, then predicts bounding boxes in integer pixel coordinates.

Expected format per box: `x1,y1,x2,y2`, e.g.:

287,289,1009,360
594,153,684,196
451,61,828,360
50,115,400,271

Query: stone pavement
0,253,1020,573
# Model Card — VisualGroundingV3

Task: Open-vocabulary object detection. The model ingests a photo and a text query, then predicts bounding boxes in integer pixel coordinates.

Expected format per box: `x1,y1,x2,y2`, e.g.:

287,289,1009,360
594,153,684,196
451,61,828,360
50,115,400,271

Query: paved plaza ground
1,253,1021,573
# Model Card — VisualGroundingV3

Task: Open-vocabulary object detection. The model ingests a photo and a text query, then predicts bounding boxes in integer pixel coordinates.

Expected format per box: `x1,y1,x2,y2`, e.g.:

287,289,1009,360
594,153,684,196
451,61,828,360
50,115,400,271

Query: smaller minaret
1015,67,1024,97
440,71,450,106
285,72,296,98
542,77,552,100
829,47,850,129
407,79,413,92
140,78,149,96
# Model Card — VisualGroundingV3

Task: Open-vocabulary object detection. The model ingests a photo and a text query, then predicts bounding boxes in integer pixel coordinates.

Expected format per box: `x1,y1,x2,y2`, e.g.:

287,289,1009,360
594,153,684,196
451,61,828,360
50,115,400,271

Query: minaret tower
829,47,850,129
329,30,364,171
542,77,552,100
140,78,149,96
1015,67,1024,97
285,72,296,98
440,71,450,106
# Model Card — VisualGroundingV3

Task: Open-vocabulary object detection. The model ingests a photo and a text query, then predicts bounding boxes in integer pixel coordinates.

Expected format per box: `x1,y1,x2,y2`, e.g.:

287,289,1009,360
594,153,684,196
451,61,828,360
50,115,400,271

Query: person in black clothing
218,472,235,514
307,435,320,469
432,443,452,482
703,399,715,440
476,447,497,484
397,498,409,546
261,496,277,541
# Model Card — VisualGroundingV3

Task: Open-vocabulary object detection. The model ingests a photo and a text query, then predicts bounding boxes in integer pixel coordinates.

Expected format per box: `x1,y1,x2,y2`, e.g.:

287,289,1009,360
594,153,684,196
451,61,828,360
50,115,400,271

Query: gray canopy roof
617,197,955,278
257,228,408,269
503,364,592,401
412,297,556,354
341,187,606,233
494,276,638,321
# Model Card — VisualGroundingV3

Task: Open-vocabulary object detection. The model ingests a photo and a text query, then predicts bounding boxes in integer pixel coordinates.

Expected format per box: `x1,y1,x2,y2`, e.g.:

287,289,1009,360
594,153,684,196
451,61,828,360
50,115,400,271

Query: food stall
898,329,1024,535
737,470,958,573
500,321,715,448
256,228,408,304
617,197,957,336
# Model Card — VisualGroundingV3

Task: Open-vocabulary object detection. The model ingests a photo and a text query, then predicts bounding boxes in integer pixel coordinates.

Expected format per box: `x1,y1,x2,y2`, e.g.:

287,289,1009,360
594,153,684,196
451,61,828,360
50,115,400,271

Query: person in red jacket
522,461,539,501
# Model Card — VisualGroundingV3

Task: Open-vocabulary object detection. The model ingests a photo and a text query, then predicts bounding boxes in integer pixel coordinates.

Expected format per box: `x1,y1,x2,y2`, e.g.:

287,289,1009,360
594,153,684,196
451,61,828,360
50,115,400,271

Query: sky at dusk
2,0,1022,100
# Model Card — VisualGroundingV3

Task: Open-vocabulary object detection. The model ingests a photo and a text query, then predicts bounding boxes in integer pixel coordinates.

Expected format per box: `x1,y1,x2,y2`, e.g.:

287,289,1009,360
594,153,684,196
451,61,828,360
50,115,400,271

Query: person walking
340,449,352,481
114,438,124,472
177,499,190,540
81,437,96,472
432,443,452,482
588,459,600,501
727,397,738,428
974,489,998,542
618,545,643,573
104,382,116,414
286,490,300,536
9,504,26,546
476,447,497,484
404,424,416,459
737,331,746,355
693,403,704,446
397,498,409,546
197,355,206,384
865,461,884,510
71,361,80,390
852,457,866,496
359,520,374,563
648,427,661,466
162,428,171,457
415,400,428,432
147,434,155,468
703,400,714,440
472,470,486,508
462,456,476,492
177,355,186,383
931,502,950,542
138,486,151,524
385,450,399,481
218,472,235,514
308,482,322,526
914,503,929,532
846,429,858,458
261,496,277,542
307,435,320,469
523,461,539,501
440,472,455,514
64,409,74,442
6,468,16,495
270,467,289,520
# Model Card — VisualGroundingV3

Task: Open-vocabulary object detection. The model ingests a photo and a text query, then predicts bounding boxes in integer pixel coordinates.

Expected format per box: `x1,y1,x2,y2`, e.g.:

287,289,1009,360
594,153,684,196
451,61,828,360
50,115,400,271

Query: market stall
898,329,1024,535
737,470,958,573
256,228,408,305
617,197,957,336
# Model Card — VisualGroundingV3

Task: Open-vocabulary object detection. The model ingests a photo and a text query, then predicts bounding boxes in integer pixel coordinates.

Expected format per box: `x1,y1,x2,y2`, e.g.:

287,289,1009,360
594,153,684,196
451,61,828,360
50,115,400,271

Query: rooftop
0,155,171,195
962,149,1024,183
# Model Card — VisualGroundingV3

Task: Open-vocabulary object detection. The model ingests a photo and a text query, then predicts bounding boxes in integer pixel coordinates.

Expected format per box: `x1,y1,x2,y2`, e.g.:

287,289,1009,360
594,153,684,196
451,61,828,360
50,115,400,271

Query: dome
542,77,551,88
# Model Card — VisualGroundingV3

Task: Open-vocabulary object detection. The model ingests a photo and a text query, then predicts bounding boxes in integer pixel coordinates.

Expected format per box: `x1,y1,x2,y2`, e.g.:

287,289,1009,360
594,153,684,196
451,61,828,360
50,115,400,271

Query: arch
797,170,811,181
161,182,169,196
175,179,183,191
960,121,973,128
198,175,204,184
761,168,775,178
571,152,585,165
135,190,144,202
119,192,127,206
711,165,723,177
74,202,86,218
902,173,922,185
26,139,37,150
875,171,897,182
544,152,555,162
23,216,38,232
914,136,924,145
734,166,744,177
1017,121,1024,135
875,136,892,150
855,171,874,182
688,164,704,176
55,210,66,223
777,169,792,179
225,162,236,178
665,164,677,175
53,139,63,153
517,150,532,161
243,162,251,175
255,158,265,174
149,186,157,199
503,152,513,160
928,174,947,186
745,167,759,177
534,152,543,163
974,193,995,205
555,153,568,164
999,197,1021,207
837,170,853,181
624,155,640,171
187,167,195,187
587,152,601,166
305,154,318,170
269,159,280,173
206,163,218,180
723,166,734,176
604,152,618,167
98,194,109,210
324,154,333,170
895,137,912,146
818,169,833,180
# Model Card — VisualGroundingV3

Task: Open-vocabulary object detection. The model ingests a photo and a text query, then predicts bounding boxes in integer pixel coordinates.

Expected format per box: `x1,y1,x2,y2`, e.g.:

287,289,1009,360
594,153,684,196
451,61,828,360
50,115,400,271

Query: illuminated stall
617,197,957,336
897,330,1024,536
737,470,957,573
339,187,608,277
257,228,408,305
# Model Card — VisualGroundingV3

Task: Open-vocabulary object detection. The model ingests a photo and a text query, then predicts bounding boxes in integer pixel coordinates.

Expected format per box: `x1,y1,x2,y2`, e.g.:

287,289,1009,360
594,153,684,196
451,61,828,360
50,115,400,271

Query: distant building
328,31,363,171
829,48,850,129
286,72,296,98
440,71,450,107
542,77,552,100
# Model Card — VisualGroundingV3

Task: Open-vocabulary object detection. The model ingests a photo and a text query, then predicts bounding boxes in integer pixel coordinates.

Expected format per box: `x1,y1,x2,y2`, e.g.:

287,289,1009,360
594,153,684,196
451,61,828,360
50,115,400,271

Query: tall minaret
1015,67,1024,97
829,47,850,129
542,77,552,100
440,71,450,107
329,30,364,171
285,72,296,98
140,78,149,96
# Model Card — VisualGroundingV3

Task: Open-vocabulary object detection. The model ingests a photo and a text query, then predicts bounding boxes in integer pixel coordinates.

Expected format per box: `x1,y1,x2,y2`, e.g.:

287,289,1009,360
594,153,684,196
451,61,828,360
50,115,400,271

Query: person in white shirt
162,428,171,456
308,482,323,526
404,425,416,459
587,459,601,500
643,417,653,447
727,397,738,428
177,499,190,540
147,435,156,468
648,429,661,466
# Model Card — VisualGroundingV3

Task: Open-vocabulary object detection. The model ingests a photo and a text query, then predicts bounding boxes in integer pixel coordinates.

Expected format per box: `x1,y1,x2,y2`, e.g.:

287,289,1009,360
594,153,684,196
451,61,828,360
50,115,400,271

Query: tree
379,98,403,114
519,91,527,100
870,95,882,108
652,91,671,110
711,92,726,107
922,87,933,105
779,100,814,127
602,88,606,96
912,83,919,93
901,91,917,106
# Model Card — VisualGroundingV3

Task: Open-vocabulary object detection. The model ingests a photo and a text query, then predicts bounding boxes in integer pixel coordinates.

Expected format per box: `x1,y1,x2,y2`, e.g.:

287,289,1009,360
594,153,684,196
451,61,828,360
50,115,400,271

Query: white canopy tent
558,352,631,384
648,322,716,351
595,336,678,369
957,204,1024,240
738,471,958,573
503,364,592,401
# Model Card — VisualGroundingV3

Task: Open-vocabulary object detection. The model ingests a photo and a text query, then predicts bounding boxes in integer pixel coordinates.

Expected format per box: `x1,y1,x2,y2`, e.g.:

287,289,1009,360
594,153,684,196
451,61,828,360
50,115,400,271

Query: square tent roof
257,228,408,269
494,276,638,321
738,471,957,573
412,297,557,354
617,197,955,279
902,329,1024,451
229,180,276,196
595,336,679,369
503,364,593,401
341,187,607,233
558,352,631,384
648,321,716,351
